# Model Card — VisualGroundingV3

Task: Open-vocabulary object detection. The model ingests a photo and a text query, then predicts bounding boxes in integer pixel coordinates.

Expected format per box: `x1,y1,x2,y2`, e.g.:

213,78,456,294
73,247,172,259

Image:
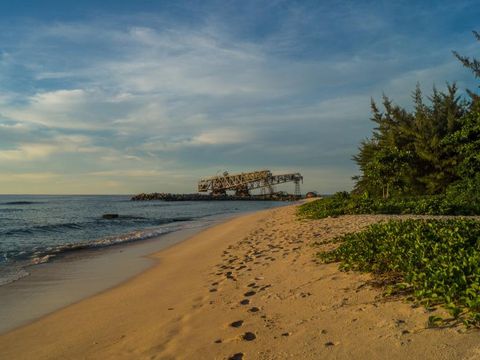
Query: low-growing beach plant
298,192,480,219
319,219,480,327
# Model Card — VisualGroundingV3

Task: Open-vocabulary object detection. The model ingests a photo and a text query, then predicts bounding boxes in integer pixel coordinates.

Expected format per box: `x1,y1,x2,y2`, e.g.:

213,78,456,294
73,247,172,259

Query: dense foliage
319,219,480,327
302,31,480,329
353,31,480,198
298,191,480,219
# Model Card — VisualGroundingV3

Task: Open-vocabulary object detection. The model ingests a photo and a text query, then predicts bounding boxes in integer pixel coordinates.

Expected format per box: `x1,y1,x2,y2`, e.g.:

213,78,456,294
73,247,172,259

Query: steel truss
198,170,303,196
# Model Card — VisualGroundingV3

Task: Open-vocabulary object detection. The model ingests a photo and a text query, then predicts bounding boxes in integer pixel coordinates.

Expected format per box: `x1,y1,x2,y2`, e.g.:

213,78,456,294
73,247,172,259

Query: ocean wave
0,268,30,286
0,208,24,213
0,226,175,287
2,216,193,237
1,222,84,236
31,254,56,265
100,214,146,220
166,217,193,222
26,226,174,267
96,216,193,226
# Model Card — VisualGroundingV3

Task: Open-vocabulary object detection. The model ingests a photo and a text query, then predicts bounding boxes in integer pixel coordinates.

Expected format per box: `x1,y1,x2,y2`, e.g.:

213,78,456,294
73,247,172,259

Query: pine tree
353,30,479,198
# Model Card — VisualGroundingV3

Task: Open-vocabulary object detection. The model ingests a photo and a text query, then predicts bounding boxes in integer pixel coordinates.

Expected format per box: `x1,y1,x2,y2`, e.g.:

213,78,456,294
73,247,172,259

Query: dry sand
1,204,480,360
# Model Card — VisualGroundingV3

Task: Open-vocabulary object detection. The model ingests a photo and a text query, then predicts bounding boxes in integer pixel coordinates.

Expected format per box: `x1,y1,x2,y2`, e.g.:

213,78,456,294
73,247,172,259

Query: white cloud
0,10,477,194
0,134,110,162
89,169,169,177
192,128,253,145
0,122,29,130
0,143,57,161
0,172,59,181
3,89,97,129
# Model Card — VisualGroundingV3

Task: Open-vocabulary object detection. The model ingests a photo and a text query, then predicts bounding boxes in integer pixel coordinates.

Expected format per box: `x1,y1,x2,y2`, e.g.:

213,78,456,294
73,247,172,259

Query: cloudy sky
0,0,478,194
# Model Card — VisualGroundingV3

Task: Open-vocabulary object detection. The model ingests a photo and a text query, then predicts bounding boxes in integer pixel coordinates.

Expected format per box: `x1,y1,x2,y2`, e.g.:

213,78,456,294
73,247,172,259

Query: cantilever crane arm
197,170,303,193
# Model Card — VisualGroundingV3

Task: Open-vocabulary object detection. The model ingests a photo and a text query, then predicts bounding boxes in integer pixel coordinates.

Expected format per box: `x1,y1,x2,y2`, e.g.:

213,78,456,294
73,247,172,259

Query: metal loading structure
197,170,303,197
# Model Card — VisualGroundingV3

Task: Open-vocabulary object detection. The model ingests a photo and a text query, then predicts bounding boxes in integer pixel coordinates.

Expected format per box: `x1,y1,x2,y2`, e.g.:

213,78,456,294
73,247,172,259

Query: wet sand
1,204,480,359
0,225,206,334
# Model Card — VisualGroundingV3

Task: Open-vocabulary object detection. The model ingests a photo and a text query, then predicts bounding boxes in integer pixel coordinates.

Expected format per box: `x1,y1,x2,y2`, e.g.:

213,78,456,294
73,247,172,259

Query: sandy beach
1,204,480,360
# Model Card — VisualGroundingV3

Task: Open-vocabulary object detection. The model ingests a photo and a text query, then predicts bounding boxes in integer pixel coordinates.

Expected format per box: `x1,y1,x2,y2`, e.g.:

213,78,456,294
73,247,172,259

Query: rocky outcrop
102,213,119,219
131,193,301,202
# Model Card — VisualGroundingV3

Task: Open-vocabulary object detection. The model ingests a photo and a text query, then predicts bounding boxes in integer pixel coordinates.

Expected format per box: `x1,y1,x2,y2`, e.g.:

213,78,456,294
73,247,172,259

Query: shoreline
2,204,480,359
0,212,239,334
0,205,276,359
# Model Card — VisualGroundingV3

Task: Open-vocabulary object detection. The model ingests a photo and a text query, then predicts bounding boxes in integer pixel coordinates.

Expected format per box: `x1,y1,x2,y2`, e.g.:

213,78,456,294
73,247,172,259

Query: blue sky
0,0,478,194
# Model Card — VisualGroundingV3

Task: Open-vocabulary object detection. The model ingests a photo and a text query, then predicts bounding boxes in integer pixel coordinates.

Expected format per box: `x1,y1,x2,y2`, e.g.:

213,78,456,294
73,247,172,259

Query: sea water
0,195,284,286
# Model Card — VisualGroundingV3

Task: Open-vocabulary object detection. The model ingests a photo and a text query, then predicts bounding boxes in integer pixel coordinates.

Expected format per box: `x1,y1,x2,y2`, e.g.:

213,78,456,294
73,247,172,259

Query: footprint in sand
240,299,250,305
228,353,244,360
248,307,260,313
244,291,256,297
242,332,256,341
225,271,236,280
230,320,244,328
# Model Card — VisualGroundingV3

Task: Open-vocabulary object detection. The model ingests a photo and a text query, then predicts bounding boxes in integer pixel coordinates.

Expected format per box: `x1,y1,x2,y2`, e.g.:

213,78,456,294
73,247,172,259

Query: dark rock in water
102,214,119,219
3,201,38,205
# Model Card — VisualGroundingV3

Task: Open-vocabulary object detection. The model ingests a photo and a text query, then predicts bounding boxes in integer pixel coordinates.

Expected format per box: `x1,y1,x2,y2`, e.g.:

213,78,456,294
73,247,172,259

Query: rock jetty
131,193,301,201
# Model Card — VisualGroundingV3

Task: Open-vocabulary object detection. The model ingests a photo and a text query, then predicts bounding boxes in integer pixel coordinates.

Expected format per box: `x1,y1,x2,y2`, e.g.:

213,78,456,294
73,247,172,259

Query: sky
0,0,479,194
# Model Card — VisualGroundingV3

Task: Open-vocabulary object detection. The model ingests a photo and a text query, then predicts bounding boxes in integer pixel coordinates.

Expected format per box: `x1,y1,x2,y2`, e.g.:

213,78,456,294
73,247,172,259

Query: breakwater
131,193,301,201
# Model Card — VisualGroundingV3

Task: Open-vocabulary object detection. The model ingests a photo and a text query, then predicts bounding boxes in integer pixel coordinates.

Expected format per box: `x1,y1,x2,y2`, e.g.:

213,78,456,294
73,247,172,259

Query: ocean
0,195,284,286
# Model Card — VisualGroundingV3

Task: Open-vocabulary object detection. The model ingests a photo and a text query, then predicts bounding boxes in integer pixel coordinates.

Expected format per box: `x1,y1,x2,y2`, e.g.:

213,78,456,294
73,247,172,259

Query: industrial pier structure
131,169,303,201
197,170,303,197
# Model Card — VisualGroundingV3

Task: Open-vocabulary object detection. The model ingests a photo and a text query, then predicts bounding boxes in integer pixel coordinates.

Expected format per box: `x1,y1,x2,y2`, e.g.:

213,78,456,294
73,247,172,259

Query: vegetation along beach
2,1,480,359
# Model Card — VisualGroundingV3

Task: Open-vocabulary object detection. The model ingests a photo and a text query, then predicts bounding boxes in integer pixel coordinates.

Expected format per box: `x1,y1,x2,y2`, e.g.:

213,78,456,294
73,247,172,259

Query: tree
353,30,479,198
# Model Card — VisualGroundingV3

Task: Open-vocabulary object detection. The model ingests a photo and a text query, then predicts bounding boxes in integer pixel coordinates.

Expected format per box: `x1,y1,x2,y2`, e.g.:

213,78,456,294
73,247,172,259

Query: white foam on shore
0,222,214,334
0,227,177,288
0,268,30,286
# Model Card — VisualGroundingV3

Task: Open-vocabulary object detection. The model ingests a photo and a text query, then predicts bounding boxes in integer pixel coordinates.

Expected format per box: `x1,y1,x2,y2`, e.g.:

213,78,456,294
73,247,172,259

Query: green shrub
319,219,480,326
298,192,479,219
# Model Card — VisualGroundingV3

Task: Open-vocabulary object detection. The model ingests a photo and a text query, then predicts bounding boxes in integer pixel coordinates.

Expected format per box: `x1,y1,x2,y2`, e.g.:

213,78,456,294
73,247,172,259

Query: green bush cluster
319,219,480,326
353,32,480,198
298,191,480,219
